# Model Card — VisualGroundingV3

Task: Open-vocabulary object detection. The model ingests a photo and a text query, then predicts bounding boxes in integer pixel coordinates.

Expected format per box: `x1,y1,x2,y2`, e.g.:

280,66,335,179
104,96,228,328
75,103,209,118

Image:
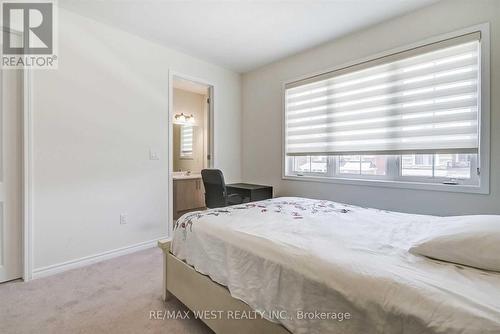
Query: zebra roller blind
180,125,193,157
285,32,481,156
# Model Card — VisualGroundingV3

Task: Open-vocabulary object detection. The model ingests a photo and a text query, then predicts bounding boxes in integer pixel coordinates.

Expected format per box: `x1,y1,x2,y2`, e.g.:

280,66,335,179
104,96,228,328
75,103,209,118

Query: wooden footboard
158,240,290,334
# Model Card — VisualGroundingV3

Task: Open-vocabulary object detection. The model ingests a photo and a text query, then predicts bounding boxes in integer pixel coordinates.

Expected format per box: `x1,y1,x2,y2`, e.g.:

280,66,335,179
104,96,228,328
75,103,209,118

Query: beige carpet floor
0,248,212,334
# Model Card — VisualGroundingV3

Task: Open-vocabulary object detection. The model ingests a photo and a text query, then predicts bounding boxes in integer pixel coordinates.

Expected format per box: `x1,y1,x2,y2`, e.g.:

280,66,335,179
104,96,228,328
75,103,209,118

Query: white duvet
172,197,500,334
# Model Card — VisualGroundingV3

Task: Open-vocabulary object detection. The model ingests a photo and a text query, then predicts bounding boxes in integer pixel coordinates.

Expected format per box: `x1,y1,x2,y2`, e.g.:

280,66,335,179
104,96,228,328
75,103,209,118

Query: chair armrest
226,193,243,205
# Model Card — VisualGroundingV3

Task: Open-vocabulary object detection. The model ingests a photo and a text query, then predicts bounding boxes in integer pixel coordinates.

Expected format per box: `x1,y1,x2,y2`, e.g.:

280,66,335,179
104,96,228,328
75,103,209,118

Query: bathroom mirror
173,124,204,172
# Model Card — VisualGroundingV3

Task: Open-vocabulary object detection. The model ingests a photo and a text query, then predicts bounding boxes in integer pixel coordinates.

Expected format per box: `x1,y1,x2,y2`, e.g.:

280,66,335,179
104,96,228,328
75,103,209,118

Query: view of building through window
338,156,387,175
293,156,328,173
291,154,474,180
401,154,472,179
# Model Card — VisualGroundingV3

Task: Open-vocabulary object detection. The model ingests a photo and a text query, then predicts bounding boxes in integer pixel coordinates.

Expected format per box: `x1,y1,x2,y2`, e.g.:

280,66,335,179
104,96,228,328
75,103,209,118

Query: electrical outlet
120,214,128,225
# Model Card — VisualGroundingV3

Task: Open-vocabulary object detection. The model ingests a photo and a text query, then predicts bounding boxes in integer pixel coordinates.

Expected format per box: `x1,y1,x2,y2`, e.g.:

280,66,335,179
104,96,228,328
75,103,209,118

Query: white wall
32,8,241,270
242,0,500,216
173,88,206,173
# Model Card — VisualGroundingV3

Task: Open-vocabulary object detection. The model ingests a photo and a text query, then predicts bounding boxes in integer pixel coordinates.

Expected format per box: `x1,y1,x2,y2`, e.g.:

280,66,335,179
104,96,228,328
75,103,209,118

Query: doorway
0,37,23,283
168,73,214,234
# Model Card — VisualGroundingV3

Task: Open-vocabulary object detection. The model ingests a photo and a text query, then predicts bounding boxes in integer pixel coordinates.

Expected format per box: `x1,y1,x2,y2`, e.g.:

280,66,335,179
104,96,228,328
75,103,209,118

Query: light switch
149,149,160,160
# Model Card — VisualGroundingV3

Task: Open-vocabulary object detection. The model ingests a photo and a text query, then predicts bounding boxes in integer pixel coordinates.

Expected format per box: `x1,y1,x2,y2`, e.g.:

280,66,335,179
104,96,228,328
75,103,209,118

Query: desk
226,183,273,203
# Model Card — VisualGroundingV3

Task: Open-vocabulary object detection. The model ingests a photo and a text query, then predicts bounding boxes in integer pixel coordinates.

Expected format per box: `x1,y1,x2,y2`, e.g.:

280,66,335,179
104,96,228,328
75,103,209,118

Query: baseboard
32,236,170,279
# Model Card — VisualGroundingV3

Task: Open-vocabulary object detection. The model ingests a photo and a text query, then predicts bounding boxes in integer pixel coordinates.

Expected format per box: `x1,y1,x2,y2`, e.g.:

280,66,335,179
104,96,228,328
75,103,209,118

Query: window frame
281,24,490,194
396,154,479,186
286,154,479,184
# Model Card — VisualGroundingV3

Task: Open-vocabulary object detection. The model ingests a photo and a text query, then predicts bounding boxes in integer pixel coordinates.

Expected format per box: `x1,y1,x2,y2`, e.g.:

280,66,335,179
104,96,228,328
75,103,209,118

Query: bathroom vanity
173,173,205,220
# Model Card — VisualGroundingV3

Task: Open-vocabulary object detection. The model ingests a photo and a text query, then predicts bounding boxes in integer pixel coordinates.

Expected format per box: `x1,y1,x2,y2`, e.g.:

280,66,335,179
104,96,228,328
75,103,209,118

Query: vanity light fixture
174,113,195,124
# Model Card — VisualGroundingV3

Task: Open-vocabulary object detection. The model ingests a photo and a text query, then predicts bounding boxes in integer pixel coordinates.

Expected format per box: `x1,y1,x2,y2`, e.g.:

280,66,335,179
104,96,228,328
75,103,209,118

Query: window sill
282,174,488,194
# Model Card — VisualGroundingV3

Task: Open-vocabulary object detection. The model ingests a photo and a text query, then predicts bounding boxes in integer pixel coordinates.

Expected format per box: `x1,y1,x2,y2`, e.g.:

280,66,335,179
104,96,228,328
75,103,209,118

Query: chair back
201,169,227,208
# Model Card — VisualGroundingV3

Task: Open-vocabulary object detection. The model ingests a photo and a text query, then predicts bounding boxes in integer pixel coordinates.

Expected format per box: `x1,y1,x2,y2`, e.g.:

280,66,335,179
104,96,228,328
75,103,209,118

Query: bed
159,197,500,334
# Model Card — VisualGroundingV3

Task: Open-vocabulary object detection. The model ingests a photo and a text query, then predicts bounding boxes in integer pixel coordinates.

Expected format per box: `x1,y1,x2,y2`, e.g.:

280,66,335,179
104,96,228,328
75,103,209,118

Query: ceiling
60,0,439,73
173,76,209,95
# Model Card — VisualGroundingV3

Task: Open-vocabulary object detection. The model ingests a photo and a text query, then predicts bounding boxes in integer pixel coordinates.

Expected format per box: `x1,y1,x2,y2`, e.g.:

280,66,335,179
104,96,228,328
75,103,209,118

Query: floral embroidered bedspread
173,197,355,240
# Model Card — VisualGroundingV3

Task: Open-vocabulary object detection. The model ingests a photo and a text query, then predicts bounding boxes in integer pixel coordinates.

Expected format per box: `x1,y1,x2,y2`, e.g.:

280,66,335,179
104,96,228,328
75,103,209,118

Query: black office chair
201,169,244,208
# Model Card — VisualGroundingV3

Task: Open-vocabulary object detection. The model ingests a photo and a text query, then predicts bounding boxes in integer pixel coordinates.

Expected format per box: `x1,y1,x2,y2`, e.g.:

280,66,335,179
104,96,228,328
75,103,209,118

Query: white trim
31,237,168,279
282,23,490,195
283,174,486,194
477,22,491,195
3,27,35,282
3,27,36,282
22,67,34,281
168,70,215,237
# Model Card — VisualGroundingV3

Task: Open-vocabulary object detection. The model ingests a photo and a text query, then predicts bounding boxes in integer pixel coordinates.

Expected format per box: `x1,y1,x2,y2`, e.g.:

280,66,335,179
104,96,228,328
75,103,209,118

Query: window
284,28,489,193
401,153,474,179
180,125,193,158
287,153,477,183
338,155,387,176
291,156,328,174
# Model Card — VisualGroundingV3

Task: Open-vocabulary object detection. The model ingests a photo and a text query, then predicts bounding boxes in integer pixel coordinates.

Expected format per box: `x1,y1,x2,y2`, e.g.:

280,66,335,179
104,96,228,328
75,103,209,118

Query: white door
0,39,23,283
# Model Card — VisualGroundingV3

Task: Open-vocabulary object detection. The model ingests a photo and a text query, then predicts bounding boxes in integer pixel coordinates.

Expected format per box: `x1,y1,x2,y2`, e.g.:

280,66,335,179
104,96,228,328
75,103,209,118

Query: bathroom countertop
172,173,202,180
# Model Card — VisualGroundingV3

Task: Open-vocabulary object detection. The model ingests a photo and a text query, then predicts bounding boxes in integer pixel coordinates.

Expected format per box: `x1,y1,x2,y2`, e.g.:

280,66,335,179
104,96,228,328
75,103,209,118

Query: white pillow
409,215,500,272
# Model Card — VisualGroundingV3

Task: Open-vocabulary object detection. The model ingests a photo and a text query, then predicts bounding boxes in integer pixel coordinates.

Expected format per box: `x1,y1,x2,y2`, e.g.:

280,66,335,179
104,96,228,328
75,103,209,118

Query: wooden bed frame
158,240,290,334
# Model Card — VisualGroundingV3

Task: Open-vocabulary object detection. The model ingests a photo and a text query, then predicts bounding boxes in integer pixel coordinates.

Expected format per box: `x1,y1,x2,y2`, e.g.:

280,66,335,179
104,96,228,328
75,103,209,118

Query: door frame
167,70,214,238
22,67,33,281
0,27,34,281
